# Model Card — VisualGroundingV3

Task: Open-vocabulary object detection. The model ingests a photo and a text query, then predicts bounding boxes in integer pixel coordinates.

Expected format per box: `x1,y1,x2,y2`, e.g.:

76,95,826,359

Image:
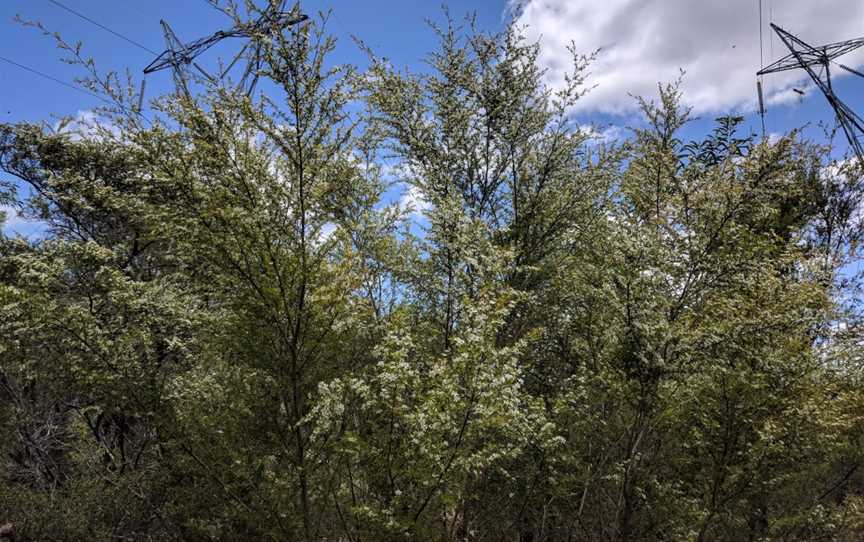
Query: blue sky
1,0,505,125
2,0,864,237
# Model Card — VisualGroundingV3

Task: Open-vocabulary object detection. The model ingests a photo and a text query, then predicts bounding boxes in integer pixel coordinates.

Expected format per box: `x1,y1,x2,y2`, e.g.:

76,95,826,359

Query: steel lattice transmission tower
143,1,307,98
758,23,864,162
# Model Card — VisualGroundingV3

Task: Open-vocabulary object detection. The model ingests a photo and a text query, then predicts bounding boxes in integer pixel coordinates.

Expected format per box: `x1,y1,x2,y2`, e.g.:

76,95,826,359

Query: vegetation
1,2,864,540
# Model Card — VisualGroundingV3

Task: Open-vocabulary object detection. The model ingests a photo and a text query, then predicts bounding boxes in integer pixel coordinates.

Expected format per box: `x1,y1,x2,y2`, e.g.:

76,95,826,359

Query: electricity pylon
143,1,308,98
758,23,864,162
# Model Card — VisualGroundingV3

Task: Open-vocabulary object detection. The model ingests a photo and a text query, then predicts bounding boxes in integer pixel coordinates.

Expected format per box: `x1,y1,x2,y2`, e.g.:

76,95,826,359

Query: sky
2,0,864,237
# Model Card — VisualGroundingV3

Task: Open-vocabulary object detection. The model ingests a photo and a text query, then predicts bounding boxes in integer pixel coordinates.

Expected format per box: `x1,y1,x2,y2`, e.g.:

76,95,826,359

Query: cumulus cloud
509,0,864,115
0,205,23,228
53,110,119,140
399,184,431,217
0,205,44,238
582,124,624,143
316,222,337,243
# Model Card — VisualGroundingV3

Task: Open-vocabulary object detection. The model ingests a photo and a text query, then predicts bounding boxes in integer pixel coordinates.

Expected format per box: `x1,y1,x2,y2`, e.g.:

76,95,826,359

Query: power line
757,0,766,137
758,0,764,70
2,54,153,125
758,24,864,163
0,54,109,103
46,0,158,55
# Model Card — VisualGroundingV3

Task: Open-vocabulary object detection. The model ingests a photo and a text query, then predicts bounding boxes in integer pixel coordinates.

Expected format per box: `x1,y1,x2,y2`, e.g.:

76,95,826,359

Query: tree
2,3,864,541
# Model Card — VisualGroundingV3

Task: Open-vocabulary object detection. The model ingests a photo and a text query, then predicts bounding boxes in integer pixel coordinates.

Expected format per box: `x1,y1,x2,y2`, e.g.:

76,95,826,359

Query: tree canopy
2,3,864,540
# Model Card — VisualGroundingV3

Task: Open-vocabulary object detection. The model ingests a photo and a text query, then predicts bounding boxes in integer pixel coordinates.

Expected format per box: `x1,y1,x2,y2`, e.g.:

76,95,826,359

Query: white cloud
510,0,864,115
0,205,24,228
0,205,45,238
317,222,337,243
54,110,119,140
399,184,431,217
582,124,624,143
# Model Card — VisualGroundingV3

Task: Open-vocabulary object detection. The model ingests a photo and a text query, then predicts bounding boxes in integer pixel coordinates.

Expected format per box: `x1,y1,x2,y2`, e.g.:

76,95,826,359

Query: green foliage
2,3,864,540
